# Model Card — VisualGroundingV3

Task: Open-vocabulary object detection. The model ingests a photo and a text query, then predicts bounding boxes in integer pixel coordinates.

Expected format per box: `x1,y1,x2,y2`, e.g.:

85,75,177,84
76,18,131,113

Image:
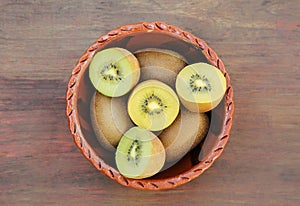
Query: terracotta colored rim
66,22,234,190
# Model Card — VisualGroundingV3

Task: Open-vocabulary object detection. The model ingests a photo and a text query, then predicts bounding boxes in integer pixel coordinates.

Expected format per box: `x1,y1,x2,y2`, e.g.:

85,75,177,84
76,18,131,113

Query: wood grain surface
1,0,299,205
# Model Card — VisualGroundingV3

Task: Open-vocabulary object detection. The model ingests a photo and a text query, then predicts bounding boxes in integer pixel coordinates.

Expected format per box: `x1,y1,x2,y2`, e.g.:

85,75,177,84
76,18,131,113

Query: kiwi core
127,139,141,165
100,63,122,82
142,93,167,115
128,80,179,131
190,74,212,93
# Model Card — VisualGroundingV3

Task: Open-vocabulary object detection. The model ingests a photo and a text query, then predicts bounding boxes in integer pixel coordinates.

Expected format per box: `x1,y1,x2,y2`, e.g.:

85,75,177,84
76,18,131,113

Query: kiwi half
159,108,210,162
115,127,166,179
90,91,134,151
134,48,187,87
176,63,226,112
89,47,140,97
127,80,180,131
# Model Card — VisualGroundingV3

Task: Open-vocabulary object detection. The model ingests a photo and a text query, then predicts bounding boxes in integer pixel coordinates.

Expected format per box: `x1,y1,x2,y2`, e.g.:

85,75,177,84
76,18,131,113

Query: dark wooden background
1,0,299,205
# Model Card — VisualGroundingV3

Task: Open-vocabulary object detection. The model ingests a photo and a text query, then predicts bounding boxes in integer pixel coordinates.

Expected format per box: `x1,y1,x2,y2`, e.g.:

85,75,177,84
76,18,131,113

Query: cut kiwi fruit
115,127,166,179
127,80,180,131
89,47,140,97
134,48,187,87
90,91,134,151
159,107,210,162
176,63,226,112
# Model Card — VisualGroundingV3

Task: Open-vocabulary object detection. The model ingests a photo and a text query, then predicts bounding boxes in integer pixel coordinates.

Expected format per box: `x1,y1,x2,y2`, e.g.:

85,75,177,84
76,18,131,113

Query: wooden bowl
66,22,234,190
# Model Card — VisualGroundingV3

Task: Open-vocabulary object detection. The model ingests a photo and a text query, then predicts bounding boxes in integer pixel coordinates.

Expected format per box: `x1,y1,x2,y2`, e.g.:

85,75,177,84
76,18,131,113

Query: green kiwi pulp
89,47,140,97
115,127,166,179
176,63,227,112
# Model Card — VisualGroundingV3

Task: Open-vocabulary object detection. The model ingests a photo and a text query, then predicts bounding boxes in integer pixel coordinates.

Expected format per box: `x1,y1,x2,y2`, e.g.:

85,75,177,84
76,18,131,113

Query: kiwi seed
127,139,142,165
176,63,227,112
100,63,123,82
115,126,166,179
141,93,167,115
128,80,180,131
89,47,140,97
189,74,212,93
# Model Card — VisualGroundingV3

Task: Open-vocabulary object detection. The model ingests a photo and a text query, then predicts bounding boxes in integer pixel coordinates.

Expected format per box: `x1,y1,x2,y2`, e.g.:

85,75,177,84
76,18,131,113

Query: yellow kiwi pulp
89,47,140,97
159,108,209,162
176,63,226,112
128,80,180,131
90,92,134,151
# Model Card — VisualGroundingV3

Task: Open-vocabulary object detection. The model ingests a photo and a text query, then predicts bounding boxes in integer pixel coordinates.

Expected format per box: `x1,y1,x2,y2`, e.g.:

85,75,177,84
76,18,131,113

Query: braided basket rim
66,21,234,190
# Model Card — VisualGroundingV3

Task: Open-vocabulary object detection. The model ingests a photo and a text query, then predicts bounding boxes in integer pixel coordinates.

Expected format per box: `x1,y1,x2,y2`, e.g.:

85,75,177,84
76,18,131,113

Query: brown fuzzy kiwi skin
90,92,134,151
158,107,210,163
134,48,187,88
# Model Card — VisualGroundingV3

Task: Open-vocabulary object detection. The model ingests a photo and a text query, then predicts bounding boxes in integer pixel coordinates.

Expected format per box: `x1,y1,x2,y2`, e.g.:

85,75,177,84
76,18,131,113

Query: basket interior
75,32,226,179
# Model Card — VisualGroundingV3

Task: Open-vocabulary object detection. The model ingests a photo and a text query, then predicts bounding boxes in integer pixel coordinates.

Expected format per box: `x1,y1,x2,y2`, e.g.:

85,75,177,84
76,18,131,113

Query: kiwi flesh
115,127,166,179
89,47,140,97
127,80,180,131
90,91,134,151
176,63,226,112
134,48,187,88
159,107,210,162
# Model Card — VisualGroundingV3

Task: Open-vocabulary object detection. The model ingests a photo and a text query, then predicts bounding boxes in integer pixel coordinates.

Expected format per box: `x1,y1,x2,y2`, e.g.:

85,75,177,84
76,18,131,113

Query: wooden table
1,1,299,205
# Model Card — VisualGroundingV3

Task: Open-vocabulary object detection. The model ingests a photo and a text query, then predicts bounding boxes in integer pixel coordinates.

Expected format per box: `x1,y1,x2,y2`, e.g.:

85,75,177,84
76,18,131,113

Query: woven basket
66,22,234,190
